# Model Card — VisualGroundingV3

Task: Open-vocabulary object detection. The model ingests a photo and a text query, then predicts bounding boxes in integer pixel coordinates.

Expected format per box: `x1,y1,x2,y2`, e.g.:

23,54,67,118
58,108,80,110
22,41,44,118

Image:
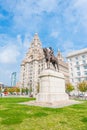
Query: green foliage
4,87,9,92
36,82,40,93
8,87,15,93
15,87,20,93
7,87,20,94
25,88,29,95
29,86,32,93
77,81,87,93
21,88,26,93
0,87,1,93
66,82,74,94
21,88,30,95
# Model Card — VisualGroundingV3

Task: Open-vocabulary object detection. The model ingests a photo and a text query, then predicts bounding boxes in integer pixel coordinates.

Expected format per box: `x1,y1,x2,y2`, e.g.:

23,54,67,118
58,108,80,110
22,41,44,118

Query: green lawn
0,98,87,130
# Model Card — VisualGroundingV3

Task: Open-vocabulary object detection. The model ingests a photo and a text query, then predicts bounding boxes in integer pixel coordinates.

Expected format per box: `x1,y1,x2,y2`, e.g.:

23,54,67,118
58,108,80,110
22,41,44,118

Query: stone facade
67,48,87,86
20,33,69,96
57,50,69,83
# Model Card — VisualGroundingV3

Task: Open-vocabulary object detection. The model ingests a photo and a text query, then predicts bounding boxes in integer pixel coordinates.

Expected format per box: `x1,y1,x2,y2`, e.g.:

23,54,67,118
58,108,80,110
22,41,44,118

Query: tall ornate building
20,33,69,96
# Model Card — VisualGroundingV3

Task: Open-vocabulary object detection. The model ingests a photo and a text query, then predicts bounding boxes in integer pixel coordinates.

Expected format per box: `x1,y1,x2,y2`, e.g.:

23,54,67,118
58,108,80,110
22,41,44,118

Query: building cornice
66,48,87,58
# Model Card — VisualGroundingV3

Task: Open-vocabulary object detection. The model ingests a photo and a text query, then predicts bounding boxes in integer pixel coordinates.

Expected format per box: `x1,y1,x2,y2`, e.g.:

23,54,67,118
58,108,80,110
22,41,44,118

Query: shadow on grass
0,105,48,125
82,117,87,123
33,112,48,117
81,117,87,130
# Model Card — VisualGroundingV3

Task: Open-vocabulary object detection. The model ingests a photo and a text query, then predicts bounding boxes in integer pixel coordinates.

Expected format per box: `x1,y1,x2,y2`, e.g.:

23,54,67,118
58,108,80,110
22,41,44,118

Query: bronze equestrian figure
43,48,50,69
43,47,59,71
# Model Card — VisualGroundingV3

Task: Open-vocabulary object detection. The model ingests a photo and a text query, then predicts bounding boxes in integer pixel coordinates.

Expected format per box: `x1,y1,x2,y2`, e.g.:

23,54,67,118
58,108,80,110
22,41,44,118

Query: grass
0,98,87,130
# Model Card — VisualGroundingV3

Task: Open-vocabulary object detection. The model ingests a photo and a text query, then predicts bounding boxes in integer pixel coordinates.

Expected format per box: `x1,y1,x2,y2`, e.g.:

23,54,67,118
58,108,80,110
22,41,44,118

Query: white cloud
74,0,87,28
74,0,87,7
58,40,76,57
0,45,20,64
0,0,59,32
50,31,59,38
63,0,87,32
38,0,58,13
0,34,21,64
0,33,32,64
1,0,87,33
17,34,22,46
23,34,32,49
13,0,58,14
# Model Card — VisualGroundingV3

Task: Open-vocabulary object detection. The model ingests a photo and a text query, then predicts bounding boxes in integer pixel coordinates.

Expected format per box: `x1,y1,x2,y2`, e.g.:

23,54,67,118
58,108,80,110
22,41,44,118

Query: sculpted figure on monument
43,47,59,71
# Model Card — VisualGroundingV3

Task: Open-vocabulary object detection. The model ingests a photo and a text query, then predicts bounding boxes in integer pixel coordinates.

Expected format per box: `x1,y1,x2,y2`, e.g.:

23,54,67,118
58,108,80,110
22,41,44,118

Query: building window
82,55,85,58
84,77,87,81
76,67,80,70
75,57,78,60
83,60,86,64
77,72,81,76
84,71,87,75
76,61,79,65
84,65,87,69
77,78,81,82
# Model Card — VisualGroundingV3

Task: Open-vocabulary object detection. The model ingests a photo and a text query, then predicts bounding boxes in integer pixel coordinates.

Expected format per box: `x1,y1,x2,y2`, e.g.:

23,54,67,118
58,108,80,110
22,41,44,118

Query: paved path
20,100,81,108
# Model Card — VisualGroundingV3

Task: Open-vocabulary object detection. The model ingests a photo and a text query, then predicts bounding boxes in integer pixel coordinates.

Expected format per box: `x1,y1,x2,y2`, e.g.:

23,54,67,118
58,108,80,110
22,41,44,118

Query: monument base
20,99,80,108
36,69,69,103
37,93,68,103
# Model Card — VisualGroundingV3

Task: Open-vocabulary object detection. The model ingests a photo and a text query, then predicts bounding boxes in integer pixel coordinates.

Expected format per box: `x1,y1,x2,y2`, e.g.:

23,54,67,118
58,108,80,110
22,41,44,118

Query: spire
30,33,42,48
24,33,44,62
57,49,64,61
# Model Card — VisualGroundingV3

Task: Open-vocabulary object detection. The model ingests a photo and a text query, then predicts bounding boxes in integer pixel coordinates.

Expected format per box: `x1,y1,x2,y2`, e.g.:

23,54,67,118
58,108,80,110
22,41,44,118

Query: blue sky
0,0,87,85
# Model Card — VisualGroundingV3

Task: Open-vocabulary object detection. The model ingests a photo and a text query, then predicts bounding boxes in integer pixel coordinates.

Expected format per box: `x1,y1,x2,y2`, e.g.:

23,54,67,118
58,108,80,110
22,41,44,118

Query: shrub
77,81,87,93
66,82,74,95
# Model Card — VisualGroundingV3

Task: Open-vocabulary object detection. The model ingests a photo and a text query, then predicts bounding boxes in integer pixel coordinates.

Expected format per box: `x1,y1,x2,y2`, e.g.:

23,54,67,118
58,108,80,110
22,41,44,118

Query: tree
4,87,9,92
66,82,74,96
36,82,40,93
15,87,20,94
8,87,15,94
29,86,32,93
21,88,26,94
25,88,29,95
77,81,87,94
0,87,1,93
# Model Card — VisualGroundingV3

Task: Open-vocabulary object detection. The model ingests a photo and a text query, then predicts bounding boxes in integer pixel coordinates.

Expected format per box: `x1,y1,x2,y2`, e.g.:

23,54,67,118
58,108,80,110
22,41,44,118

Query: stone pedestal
36,69,69,103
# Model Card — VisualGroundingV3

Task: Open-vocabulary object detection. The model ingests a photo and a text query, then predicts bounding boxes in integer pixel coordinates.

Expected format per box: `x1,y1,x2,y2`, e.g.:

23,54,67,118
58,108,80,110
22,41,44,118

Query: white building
67,48,87,86
20,33,69,96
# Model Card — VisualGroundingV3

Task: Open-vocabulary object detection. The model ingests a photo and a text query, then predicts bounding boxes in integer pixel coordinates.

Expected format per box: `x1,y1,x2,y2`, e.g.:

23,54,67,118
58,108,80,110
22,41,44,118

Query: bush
77,81,87,93
66,82,74,95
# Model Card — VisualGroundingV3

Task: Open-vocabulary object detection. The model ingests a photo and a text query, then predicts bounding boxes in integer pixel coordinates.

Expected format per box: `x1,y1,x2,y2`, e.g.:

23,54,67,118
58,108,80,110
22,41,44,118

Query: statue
43,47,59,71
